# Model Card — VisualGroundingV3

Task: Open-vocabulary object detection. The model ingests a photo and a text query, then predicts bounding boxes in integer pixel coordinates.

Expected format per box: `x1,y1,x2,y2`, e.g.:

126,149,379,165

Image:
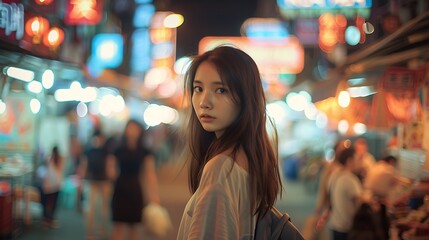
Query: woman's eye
193,86,202,92
216,88,227,94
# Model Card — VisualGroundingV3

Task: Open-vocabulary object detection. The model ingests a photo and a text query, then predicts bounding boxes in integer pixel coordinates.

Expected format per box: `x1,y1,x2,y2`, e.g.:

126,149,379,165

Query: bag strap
271,207,304,240
271,212,289,239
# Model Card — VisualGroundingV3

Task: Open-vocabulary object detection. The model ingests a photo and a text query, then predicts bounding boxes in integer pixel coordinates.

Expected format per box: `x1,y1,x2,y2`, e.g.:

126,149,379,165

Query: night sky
166,0,260,58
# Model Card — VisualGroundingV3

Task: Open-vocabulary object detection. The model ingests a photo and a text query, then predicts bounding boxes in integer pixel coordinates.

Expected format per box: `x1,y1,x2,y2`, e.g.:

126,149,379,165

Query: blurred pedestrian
314,139,351,216
328,147,369,240
353,137,375,181
81,129,115,239
110,119,160,240
364,155,401,200
304,139,351,239
364,155,409,240
177,46,283,239
37,145,64,229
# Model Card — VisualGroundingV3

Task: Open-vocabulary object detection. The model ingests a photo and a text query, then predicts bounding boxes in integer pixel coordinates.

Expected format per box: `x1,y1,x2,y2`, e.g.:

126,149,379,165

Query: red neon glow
25,16,50,44
35,0,54,5
64,0,103,25
318,14,338,53
43,27,64,47
356,16,366,44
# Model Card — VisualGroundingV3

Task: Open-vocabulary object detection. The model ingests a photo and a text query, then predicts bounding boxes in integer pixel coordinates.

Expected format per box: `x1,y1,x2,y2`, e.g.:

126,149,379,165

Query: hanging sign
64,0,103,25
382,67,419,92
0,0,24,41
382,67,422,122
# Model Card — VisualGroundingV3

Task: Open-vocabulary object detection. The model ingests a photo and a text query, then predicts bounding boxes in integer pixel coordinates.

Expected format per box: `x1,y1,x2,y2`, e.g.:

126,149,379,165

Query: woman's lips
200,114,215,122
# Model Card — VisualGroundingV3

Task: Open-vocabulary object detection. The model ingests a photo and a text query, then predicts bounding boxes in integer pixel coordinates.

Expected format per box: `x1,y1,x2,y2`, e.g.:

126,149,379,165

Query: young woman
177,46,283,239
38,145,64,228
110,119,160,240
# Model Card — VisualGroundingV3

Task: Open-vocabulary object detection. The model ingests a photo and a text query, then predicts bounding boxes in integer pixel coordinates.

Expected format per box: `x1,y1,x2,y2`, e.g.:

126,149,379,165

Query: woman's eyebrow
193,80,224,86
211,81,224,86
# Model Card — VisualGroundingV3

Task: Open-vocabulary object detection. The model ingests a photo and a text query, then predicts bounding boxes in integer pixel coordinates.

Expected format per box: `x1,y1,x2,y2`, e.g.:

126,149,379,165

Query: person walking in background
305,139,351,239
353,137,375,182
110,119,160,240
364,155,401,201
177,46,283,239
328,147,370,240
81,129,115,240
37,145,64,229
314,139,351,215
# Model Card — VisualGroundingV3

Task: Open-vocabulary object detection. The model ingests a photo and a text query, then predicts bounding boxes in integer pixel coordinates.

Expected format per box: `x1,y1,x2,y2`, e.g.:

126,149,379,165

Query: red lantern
25,16,49,44
43,27,64,48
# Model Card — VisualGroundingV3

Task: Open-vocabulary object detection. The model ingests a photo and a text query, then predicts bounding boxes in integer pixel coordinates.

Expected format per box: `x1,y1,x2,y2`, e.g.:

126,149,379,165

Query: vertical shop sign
0,1,24,40
382,67,419,92
64,0,103,25
382,67,421,122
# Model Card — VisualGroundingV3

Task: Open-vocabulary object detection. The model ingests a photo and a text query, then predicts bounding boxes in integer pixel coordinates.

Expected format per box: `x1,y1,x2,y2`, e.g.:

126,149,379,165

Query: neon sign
277,0,372,18
64,0,103,25
277,0,371,9
0,1,24,40
199,36,304,75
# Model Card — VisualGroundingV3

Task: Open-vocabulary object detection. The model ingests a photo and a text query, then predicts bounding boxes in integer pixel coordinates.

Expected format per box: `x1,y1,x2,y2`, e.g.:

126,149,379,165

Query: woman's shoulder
204,154,234,172
201,154,247,182
198,154,248,194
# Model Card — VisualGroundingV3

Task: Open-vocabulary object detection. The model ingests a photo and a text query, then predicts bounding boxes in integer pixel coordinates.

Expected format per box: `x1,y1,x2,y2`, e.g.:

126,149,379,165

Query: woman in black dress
111,119,160,240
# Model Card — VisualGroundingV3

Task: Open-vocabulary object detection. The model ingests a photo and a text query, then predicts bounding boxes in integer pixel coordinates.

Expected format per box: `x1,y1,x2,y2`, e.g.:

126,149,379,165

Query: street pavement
17,162,319,240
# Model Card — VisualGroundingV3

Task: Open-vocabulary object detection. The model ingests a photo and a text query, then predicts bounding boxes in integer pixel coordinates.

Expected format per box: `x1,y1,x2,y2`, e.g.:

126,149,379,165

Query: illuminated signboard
91,33,123,68
64,0,103,25
241,18,289,39
277,0,372,18
199,36,304,75
0,1,24,41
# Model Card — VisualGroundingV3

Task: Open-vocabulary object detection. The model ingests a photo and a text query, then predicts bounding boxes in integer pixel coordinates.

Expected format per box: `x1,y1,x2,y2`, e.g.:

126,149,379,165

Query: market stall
314,10,429,240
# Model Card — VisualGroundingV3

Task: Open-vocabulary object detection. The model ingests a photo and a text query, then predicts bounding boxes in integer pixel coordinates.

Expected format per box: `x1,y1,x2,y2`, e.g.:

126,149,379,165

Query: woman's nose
199,92,212,109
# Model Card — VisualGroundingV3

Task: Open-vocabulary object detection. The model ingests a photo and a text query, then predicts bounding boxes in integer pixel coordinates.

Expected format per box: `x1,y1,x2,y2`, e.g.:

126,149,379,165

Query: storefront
314,10,429,239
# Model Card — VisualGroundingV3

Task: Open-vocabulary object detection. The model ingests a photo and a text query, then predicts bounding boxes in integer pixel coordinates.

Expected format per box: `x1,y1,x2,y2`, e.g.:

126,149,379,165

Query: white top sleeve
177,155,255,240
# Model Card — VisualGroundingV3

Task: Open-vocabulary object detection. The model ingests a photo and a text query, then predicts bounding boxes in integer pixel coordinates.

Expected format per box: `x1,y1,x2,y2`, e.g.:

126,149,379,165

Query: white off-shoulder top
177,155,256,240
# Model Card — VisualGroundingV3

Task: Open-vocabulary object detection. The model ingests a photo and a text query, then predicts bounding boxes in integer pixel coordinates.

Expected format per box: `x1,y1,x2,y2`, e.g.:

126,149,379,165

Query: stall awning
344,11,429,75
313,11,429,131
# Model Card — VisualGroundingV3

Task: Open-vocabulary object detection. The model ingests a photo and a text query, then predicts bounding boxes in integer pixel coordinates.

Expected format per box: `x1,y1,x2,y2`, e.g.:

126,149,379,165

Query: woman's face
125,122,141,142
192,61,240,138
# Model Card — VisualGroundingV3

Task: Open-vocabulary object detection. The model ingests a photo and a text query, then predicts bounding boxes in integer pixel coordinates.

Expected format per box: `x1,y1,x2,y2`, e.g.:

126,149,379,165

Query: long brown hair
183,46,282,216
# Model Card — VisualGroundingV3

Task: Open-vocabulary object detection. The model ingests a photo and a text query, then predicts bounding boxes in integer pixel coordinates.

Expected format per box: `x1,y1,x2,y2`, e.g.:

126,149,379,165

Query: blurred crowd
34,118,174,240
305,137,412,240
